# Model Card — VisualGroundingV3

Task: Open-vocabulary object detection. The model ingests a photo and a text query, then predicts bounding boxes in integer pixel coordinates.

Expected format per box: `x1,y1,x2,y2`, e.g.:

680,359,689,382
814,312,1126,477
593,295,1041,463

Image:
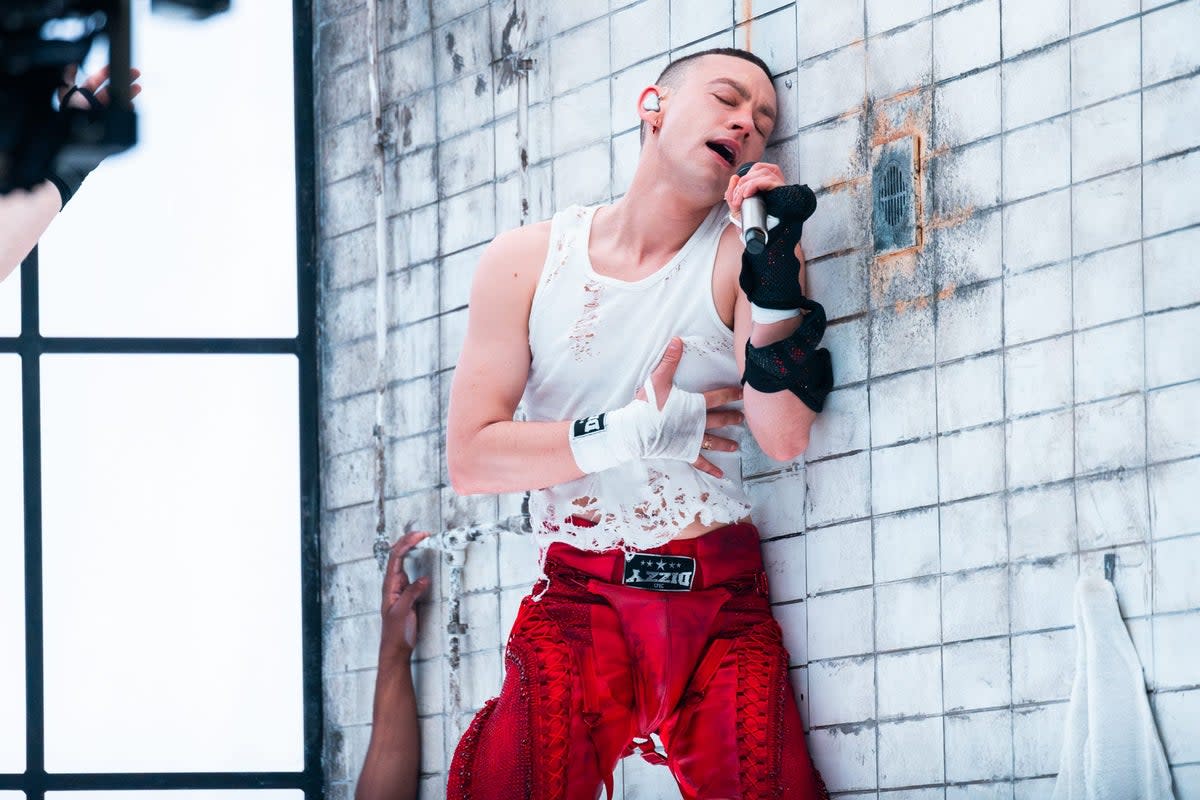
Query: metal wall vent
872,136,917,255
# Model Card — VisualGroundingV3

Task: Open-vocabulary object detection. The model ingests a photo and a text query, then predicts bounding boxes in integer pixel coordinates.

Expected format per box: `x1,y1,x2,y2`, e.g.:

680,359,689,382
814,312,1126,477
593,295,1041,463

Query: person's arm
732,254,819,461
356,531,431,800
0,182,62,282
447,225,743,496
0,64,142,283
726,164,821,462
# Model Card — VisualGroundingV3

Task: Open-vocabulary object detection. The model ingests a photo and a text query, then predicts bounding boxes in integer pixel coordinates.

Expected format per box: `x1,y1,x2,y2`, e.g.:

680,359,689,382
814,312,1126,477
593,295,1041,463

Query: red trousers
448,523,829,800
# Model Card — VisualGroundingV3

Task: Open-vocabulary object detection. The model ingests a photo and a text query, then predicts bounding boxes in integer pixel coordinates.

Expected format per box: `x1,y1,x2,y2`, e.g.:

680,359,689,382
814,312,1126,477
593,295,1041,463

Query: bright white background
0,0,307,776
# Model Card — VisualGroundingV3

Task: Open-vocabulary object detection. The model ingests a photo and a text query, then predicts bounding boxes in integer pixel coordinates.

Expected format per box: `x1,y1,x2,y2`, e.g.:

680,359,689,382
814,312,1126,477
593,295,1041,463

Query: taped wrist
568,376,706,473
742,297,834,413
48,86,106,209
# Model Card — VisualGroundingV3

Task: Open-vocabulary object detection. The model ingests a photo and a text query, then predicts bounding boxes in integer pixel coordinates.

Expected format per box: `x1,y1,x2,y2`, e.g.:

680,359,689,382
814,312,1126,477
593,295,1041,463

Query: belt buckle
622,552,696,592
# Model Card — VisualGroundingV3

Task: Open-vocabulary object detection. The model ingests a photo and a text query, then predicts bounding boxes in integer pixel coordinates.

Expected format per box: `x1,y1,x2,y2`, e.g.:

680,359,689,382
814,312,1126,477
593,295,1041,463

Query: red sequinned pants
448,523,829,800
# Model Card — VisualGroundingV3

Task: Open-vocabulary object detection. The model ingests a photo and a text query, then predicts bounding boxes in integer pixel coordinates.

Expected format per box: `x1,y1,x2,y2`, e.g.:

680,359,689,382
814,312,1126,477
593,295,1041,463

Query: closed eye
714,93,767,138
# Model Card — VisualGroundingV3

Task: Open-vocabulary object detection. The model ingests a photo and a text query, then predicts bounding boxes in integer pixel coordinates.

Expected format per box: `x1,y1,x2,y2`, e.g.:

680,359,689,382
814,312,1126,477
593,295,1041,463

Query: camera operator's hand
58,63,143,109
378,531,431,667
48,63,143,208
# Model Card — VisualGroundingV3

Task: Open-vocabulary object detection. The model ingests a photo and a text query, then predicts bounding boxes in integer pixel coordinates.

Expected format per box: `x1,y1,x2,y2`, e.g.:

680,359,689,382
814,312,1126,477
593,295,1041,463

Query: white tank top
519,202,752,554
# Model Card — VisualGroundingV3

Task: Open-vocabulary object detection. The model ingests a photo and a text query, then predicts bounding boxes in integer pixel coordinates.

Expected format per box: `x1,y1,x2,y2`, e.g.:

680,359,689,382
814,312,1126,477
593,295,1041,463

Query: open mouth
706,141,736,166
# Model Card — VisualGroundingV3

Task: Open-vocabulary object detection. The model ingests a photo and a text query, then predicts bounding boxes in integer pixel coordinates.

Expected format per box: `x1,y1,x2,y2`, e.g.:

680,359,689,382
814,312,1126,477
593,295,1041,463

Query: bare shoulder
711,220,744,328
476,219,554,290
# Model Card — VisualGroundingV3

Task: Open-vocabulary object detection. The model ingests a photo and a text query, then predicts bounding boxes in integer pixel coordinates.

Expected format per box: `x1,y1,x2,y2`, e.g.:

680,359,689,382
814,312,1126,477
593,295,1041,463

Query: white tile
948,784,1012,800
1143,74,1200,162
809,655,877,726
1009,483,1077,560
1145,149,1200,238
878,647,943,718
940,495,1007,572
868,0,930,34
668,0,732,47
806,723,878,792
797,118,869,195
1145,226,1200,314
1013,702,1066,778
1000,0,1068,55
1074,393,1146,475
807,452,872,527
934,67,1002,148
878,717,945,788
872,302,936,375
874,507,942,583
1147,307,1200,388
1149,458,1200,541
808,520,874,593
1074,318,1144,403
804,182,872,258
933,138,1002,217
798,44,867,127
873,439,940,514
1002,189,1071,273
774,600,809,665
1004,263,1071,346
809,587,875,659
1002,44,1070,129
868,20,933,100
1002,117,1070,202
763,534,808,603
1143,0,1200,85
871,369,937,446
610,0,669,73
827,317,870,387
1069,0,1137,33
944,709,1014,782
1076,469,1150,550
1080,544,1152,619
735,5,797,77
936,354,1004,432
877,576,942,650
935,208,1004,286
1154,688,1200,764
1154,537,1200,613
942,567,1009,641
1010,555,1078,633
1012,629,1075,704
798,0,866,60
1075,97,1141,192
808,385,871,460
1070,20,1140,108
936,280,1003,361
1005,336,1073,417
1073,243,1142,330
939,425,1005,502
748,470,808,537
1172,764,1200,800
1014,779,1056,800
944,637,1011,712
1072,167,1142,257
1155,612,1200,691
933,0,1000,81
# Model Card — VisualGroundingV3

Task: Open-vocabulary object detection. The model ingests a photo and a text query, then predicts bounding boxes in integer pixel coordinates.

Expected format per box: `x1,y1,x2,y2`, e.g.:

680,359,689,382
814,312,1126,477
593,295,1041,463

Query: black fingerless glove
46,86,107,209
737,183,818,310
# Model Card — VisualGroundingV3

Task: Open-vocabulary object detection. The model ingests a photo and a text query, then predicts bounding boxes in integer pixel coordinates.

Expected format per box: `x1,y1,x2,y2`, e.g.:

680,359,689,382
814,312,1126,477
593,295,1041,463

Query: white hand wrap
568,375,707,474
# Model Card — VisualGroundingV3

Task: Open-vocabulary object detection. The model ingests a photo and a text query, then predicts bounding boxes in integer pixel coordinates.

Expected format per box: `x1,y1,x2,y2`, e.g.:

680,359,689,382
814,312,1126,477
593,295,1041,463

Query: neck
591,156,723,273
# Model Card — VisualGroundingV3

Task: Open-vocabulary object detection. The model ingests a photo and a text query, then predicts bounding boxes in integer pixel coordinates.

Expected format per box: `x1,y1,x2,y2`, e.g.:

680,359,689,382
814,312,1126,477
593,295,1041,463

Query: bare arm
0,182,62,283
356,532,430,800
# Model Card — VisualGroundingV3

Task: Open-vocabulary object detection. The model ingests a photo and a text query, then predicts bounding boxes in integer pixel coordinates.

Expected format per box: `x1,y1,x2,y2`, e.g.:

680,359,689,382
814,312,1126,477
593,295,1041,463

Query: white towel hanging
1052,575,1175,800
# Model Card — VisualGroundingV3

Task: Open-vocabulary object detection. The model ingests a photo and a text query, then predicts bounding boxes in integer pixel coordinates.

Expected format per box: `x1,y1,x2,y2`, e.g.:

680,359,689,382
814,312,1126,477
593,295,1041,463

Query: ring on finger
702,435,712,450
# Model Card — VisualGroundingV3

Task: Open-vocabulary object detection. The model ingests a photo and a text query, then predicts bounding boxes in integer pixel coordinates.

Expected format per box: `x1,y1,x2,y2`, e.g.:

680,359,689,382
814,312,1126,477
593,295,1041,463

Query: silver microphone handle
741,195,768,254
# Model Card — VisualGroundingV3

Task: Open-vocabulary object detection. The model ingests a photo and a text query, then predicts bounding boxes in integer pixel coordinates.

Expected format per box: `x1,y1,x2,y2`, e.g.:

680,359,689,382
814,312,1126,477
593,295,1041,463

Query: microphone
736,162,770,255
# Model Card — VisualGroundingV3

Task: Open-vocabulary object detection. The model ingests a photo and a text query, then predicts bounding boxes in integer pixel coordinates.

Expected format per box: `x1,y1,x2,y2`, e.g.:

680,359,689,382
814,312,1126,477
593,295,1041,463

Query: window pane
41,355,303,772
0,356,25,772
0,265,17,336
38,0,298,338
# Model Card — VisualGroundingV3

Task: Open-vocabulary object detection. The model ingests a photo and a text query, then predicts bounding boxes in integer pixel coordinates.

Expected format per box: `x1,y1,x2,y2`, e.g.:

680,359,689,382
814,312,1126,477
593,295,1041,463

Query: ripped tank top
519,202,752,555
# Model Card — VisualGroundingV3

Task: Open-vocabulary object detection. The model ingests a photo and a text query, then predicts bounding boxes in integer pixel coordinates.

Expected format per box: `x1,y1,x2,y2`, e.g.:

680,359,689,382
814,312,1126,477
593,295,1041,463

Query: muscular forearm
0,182,61,283
744,317,817,461
449,418,586,495
357,658,421,800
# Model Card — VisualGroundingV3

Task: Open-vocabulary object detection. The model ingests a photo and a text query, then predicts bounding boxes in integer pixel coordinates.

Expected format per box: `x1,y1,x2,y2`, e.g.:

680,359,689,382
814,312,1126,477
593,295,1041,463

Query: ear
637,86,663,127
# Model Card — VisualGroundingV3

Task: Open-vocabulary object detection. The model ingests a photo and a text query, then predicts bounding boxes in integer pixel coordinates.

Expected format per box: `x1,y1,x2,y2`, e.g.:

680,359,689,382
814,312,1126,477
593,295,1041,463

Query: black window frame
0,2,322,797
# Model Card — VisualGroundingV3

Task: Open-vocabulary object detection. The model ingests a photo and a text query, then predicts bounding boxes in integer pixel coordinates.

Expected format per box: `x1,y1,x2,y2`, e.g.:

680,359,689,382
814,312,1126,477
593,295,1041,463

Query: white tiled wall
315,0,1200,796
